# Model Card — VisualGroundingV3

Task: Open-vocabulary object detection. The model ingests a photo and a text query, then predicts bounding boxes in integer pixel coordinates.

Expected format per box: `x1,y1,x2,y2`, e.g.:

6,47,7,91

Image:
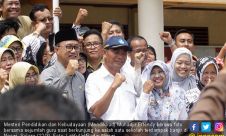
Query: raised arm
101,21,112,42
216,42,226,60
159,31,177,53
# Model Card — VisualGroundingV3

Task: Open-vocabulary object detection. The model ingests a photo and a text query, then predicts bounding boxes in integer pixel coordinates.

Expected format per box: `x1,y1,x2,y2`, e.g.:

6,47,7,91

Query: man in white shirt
85,36,148,120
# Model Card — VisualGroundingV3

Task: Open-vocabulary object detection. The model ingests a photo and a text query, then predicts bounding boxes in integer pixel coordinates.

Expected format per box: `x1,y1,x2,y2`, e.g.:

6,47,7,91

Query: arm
101,21,112,42
87,73,125,118
134,80,154,120
53,7,62,18
216,42,226,59
40,60,78,89
73,8,88,26
133,52,146,96
72,8,88,41
159,32,177,53
0,69,8,91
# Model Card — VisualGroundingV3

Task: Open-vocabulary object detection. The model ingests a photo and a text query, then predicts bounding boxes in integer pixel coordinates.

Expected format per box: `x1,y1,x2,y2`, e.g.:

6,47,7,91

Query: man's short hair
29,3,49,21
174,29,194,41
0,85,85,120
83,29,103,44
108,20,124,33
127,35,148,51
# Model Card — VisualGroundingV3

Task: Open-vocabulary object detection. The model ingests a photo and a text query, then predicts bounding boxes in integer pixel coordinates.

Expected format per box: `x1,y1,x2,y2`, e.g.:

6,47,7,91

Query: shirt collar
87,59,103,71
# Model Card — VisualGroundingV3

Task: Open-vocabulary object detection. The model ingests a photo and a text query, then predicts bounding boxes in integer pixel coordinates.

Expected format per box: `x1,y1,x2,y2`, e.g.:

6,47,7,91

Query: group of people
0,0,225,123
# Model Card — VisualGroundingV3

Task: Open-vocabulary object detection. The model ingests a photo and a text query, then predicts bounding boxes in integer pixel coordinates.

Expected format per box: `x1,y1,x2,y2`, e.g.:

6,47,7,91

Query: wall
21,3,226,46
164,9,226,46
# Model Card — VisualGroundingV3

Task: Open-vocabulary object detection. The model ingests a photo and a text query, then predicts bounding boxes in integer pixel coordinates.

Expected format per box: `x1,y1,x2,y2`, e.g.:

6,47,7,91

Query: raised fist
66,59,79,76
143,80,154,94
111,73,126,89
159,31,173,45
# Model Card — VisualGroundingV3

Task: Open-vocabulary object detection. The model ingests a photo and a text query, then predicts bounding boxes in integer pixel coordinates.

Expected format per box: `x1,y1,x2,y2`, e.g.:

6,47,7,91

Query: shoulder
75,71,85,82
18,15,32,24
41,64,57,75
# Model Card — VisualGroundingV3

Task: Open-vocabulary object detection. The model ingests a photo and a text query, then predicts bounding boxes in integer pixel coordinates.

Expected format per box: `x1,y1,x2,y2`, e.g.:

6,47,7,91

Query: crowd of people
0,0,226,124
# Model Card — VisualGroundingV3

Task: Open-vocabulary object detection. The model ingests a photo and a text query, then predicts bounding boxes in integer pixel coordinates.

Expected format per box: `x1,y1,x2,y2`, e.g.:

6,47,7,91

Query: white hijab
169,48,197,91
142,60,170,93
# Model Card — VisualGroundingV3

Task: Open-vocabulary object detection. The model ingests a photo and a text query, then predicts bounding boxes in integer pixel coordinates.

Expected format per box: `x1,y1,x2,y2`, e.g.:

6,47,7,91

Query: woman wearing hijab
196,56,218,91
0,48,16,92
144,45,156,66
0,35,24,62
8,62,39,90
169,47,200,113
137,60,187,120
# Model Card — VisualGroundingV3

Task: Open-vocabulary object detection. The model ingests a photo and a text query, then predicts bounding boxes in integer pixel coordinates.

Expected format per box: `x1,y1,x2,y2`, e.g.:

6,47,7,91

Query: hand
222,42,226,51
111,73,126,89
134,52,145,66
101,21,112,34
53,7,62,18
206,78,211,85
143,80,154,94
34,22,46,34
0,69,8,88
159,31,173,45
66,59,79,76
74,8,88,25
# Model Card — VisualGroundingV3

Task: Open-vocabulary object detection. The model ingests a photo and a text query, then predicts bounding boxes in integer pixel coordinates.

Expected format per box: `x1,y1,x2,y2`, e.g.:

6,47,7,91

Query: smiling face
174,54,192,78
55,40,80,67
1,0,21,19
150,66,166,89
83,34,103,61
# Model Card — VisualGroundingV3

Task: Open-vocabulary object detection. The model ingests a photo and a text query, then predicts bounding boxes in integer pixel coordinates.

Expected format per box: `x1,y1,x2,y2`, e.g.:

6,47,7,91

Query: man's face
34,8,53,35
55,40,80,66
129,39,148,67
104,47,127,71
108,24,124,39
175,33,194,51
83,34,103,61
1,0,21,19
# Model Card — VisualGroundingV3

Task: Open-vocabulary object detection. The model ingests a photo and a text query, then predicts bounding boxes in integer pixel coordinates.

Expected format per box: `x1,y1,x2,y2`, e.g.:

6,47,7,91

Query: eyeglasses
38,16,53,23
64,44,80,52
84,41,102,49
10,46,23,53
25,73,38,81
